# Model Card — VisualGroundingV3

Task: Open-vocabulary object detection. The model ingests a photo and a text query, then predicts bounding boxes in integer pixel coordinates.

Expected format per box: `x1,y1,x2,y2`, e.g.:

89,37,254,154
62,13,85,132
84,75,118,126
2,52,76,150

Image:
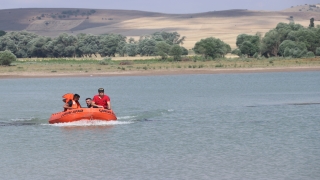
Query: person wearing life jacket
63,94,81,111
92,88,111,110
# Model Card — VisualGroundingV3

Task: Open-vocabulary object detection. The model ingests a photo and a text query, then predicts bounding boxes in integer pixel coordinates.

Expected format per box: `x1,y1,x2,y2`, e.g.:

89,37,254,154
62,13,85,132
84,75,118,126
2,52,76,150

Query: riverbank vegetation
1,56,319,74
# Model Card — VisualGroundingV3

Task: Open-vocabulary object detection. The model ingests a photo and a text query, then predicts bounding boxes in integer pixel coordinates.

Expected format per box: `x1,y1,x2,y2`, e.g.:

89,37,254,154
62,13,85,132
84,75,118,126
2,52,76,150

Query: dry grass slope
1,4,320,49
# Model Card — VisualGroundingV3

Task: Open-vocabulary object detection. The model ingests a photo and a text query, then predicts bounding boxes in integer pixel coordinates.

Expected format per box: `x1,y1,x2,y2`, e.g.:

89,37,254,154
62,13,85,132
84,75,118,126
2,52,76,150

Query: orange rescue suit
71,100,81,109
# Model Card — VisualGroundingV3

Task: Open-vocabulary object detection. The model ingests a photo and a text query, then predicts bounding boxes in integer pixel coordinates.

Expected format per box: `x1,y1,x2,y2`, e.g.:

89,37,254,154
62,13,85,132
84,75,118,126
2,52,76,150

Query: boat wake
0,121,37,126
47,120,133,127
0,117,40,126
116,109,175,122
10,117,36,122
117,116,137,120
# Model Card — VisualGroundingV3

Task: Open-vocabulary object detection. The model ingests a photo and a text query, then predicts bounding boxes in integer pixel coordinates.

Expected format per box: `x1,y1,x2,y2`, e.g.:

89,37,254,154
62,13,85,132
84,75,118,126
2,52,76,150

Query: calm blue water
0,72,319,180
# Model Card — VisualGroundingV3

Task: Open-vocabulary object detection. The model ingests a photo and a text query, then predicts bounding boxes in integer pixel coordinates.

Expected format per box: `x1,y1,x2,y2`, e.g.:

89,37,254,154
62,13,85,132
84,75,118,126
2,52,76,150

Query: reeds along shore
0,57,320,78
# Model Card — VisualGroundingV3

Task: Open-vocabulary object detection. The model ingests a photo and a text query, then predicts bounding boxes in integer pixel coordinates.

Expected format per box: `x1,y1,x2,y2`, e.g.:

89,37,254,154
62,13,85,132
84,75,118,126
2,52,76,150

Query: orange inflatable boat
49,93,117,124
49,108,117,124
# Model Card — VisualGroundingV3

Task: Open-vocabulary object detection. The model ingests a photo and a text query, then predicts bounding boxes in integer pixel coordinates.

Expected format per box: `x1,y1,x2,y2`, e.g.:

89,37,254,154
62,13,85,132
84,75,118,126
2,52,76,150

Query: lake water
0,72,319,180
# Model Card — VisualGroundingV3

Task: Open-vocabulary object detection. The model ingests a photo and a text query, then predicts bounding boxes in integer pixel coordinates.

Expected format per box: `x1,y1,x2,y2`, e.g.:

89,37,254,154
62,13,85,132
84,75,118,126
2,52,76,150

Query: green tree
240,41,259,57
309,18,315,28
236,34,260,56
194,37,230,59
223,44,231,57
128,37,135,44
0,31,39,58
0,50,16,66
98,34,126,57
27,37,52,57
275,22,303,41
287,28,317,52
156,41,171,59
125,43,138,56
181,46,188,55
236,34,260,47
169,44,182,61
138,37,157,56
261,29,281,57
152,31,186,45
117,41,126,57
50,33,77,57
278,40,307,56
0,30,6,36
259,22,305,57
76,33,99,57
283,47,308,58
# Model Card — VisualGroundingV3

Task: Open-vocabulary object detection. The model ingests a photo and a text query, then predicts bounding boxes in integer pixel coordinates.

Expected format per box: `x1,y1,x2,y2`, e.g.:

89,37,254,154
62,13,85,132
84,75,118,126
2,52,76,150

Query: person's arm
107,101,111,110
92,96,103,108
91,101,103,108
63,100,73,110
92,104,99,108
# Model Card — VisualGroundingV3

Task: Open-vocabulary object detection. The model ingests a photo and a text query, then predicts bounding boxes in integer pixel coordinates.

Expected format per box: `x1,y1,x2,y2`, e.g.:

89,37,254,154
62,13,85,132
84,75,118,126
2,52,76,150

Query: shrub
0,50,17,65
253,52,259,58
316,47,320,56
99,61,108,65
194,37,230,59
231,49,241,56
306,51,315,57
119,61,133,65
181,46,188,55
169,45,182,61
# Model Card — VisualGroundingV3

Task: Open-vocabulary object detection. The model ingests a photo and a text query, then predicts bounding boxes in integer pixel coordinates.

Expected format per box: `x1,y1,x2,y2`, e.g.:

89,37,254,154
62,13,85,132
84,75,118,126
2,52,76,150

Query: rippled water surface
0,72,319,180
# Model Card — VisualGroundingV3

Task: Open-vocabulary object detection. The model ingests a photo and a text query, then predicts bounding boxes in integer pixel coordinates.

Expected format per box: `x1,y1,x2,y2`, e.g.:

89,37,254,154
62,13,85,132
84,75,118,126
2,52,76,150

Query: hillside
1,4,320,49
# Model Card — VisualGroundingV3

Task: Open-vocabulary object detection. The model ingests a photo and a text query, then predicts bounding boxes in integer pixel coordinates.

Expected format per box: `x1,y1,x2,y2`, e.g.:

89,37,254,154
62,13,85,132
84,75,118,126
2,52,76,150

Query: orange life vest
63,93,77,111
71,100,81,109
63,93,74,103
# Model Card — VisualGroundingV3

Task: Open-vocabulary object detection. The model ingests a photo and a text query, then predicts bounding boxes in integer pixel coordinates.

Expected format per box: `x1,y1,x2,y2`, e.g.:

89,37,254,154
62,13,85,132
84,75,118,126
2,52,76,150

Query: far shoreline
1,66,319,79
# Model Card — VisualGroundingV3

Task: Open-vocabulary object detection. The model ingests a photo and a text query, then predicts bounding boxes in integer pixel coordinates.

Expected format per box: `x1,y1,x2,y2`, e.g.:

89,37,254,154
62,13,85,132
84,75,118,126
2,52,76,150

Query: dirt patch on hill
26,19,85,31
70,21,113,31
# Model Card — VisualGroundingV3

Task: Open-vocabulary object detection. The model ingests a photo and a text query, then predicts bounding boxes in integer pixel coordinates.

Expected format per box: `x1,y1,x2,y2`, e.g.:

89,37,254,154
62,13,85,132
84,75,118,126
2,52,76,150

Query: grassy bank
1,57,320,74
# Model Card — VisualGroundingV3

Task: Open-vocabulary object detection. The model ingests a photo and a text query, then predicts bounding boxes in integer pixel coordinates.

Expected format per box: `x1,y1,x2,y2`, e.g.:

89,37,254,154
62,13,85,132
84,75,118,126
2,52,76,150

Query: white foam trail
10,117,34,122
117,116,136,120
168,109,174,112
46,120,133,127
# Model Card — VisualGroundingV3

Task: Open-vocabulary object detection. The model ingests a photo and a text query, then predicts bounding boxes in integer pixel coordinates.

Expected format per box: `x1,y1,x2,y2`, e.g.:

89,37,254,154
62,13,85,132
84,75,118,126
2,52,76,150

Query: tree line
232,21,320,58
0,31,188,60
0,21,319,66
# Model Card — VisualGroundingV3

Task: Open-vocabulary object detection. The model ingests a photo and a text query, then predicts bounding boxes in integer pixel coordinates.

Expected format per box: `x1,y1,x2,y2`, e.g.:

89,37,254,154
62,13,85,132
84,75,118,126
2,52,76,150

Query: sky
1,0,319,13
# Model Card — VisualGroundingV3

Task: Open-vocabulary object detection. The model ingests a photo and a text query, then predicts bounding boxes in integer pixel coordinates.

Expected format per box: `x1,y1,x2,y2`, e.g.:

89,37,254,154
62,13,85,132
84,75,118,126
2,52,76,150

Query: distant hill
1,4,320,49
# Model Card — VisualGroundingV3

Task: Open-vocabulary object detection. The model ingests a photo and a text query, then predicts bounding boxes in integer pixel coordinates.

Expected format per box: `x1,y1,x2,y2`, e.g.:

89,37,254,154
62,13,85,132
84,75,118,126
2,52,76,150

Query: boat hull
49,108,117,124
